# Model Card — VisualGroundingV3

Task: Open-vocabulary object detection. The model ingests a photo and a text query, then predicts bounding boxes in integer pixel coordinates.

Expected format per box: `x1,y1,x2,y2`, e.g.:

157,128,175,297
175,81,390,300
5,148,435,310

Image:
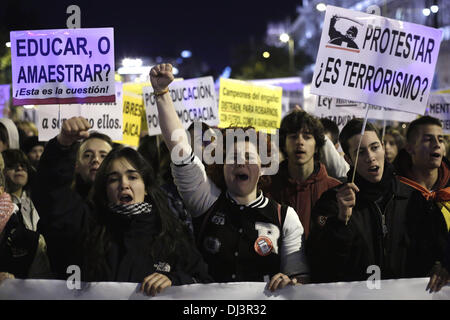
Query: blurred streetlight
430,5,439,13
279,33,294,73
181,50,192,58
316,3,327,12
422,8,431,16
262,51,270,59
5,42,11,48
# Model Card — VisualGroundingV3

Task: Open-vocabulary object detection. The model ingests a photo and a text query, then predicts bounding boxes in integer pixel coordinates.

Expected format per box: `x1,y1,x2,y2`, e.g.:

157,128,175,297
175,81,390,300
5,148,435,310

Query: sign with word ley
37,82,123,141
11,28,115,106
143,76,218,136
311,5,442,114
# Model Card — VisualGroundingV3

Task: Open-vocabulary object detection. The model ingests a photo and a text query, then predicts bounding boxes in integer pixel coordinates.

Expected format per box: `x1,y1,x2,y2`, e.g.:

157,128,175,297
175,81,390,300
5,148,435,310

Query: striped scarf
109,202,153,217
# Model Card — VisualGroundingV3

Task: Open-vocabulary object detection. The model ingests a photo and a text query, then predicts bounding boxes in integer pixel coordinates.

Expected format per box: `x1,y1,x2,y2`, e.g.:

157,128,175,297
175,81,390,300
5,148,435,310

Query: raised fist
149,63,175,93
57,116,92,146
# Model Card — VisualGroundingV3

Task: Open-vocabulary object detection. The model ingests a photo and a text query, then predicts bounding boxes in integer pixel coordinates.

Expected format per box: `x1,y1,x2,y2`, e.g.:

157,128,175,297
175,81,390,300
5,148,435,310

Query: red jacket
265,161,341,239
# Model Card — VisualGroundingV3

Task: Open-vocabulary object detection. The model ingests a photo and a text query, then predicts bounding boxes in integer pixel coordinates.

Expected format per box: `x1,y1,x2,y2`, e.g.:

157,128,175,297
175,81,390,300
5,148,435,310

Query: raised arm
150,63,191,158
149,64,220,216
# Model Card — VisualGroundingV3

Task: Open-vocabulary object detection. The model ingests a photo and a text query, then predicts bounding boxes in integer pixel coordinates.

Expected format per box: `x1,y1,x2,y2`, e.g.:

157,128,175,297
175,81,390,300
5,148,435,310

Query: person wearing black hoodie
306,119,448,284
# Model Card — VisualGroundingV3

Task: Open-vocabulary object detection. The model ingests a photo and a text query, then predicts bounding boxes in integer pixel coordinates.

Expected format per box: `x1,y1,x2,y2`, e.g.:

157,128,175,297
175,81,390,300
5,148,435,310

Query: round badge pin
254,236,273,256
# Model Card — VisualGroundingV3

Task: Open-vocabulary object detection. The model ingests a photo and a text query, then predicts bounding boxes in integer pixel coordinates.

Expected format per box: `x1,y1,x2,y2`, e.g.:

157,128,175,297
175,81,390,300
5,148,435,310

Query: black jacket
31,137,211,284
306,162,448,283
0,213,39,278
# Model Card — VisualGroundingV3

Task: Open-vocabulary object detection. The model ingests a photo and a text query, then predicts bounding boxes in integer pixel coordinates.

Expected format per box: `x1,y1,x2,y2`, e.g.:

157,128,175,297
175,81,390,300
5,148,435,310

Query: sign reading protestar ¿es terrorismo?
311,5,442,115
10,28,115,106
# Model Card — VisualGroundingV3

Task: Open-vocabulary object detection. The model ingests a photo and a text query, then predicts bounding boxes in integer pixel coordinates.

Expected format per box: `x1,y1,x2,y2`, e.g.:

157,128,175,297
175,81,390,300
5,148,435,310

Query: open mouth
368,165,379,173
431,152,441,159
236,174,249,181
119,195,133,204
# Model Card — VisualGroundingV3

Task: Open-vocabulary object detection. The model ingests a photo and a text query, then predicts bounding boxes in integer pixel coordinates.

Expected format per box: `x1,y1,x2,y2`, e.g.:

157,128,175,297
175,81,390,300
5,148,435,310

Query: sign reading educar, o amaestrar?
10,28,115,106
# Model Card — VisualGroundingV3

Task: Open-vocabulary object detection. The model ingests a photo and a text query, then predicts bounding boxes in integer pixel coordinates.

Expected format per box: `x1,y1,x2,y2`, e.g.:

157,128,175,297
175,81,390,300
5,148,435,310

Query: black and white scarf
109,202,153,217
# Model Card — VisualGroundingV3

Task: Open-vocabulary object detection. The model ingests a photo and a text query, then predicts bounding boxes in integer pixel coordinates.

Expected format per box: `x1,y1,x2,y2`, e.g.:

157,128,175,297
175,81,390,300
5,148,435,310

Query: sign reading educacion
143,76,219,136
10,28,115,106
311,6,442,114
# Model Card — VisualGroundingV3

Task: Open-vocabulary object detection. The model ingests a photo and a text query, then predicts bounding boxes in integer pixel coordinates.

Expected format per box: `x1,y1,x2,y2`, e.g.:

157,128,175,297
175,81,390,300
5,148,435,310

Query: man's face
347,131,385,183
407,124,445,170
75,138,112,184
284,129,316,167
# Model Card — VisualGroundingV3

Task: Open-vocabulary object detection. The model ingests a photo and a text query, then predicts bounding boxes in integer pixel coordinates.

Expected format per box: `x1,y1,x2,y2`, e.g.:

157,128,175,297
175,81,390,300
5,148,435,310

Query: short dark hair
280,110,325,161
77,132,114,161
320,118,340,146
406,116,442,144
339,119,381,157
0,123,9,147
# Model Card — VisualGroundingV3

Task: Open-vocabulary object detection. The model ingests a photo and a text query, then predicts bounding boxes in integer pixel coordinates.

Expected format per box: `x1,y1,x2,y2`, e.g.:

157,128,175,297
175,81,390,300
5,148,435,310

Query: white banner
315,96,419,126
0,278,449,300
425,93,450,133
143,76,219,136
310,6,442,114
10,28,115,106
37,82,123,141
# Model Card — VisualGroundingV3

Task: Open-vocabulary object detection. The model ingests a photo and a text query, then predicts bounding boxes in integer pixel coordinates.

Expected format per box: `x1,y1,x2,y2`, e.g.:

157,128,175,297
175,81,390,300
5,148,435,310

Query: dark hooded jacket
306,161,448,283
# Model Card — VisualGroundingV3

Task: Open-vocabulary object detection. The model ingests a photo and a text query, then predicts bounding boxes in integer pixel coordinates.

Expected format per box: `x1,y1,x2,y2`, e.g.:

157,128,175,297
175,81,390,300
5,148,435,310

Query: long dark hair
82,147,194,281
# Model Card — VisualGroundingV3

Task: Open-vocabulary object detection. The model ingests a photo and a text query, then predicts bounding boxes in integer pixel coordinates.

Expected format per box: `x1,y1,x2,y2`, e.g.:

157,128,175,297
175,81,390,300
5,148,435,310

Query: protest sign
425,93,450,133
10,28,115,106
218,78,282,134
0,84,10,117
315,96,418,127
114,91,144,147
143,76,218,136
310,6,442,114
249,77,303,118
37,82,123,141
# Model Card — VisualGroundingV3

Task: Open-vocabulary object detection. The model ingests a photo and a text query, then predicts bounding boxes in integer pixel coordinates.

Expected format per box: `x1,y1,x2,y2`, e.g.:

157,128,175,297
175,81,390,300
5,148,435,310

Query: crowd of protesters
0,63,449,296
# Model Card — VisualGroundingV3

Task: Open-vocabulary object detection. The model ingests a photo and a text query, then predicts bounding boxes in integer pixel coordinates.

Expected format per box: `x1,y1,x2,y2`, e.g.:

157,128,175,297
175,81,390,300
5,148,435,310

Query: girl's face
105,157,146,206
223,141,261,198
384,134,398,163
4,163,28,191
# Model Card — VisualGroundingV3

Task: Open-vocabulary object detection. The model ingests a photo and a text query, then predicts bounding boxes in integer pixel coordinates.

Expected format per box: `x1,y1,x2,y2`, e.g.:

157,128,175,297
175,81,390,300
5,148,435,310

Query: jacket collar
225,190,268,209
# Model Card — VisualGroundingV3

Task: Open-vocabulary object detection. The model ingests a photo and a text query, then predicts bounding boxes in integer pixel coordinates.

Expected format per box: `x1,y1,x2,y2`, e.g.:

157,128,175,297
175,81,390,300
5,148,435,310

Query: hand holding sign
149,64,174,93
336,182,359,224
57,116,92,146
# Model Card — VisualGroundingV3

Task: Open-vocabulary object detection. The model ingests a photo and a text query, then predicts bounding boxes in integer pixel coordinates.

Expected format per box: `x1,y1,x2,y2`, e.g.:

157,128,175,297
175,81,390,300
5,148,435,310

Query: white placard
37,82,123,141
310,6,442,114
143,76,219,136
10,28,115,106
425,93,450,133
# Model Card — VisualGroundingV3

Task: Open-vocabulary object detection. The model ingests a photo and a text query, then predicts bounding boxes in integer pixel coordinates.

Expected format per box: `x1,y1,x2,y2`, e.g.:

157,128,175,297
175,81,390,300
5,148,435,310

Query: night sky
2,0,302,73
